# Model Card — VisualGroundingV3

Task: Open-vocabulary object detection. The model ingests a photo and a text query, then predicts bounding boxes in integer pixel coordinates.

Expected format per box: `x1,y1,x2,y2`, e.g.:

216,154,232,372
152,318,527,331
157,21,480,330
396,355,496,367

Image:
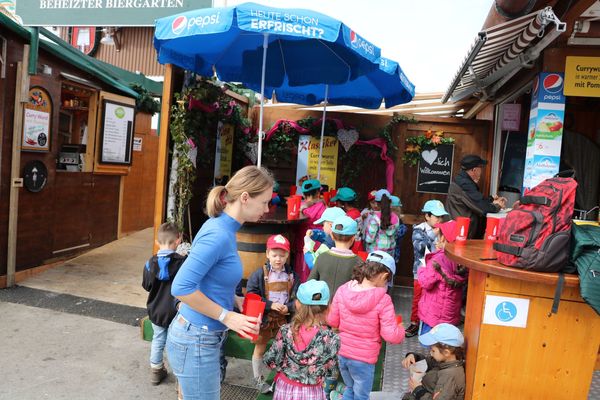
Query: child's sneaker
330,390,343,400
150,366,167,385
254,376,273,394
405,323,419,337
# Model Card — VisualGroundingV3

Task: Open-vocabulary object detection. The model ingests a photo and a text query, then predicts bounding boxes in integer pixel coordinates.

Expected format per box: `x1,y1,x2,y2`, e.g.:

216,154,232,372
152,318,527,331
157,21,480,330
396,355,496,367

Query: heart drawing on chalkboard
421,149,438,165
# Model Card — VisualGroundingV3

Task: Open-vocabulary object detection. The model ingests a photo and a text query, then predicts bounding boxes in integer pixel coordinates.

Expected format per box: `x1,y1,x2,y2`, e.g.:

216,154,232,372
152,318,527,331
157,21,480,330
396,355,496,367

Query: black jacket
142,252,186,327
246,262,299,317
454,170,499,215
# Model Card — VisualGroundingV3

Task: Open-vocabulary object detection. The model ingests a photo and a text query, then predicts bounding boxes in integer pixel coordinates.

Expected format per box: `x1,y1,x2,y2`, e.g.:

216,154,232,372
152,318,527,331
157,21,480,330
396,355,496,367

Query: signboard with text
564,56,600,97
100,100,134,165
15,0,210,26
22,87,52,152
296,135,339,189
214,122,234,186
416,144,454,194
523,72,565,191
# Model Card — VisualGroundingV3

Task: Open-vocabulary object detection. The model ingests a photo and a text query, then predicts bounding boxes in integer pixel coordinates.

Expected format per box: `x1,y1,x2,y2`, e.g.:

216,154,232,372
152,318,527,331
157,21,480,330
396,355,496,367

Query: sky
218,0,494,94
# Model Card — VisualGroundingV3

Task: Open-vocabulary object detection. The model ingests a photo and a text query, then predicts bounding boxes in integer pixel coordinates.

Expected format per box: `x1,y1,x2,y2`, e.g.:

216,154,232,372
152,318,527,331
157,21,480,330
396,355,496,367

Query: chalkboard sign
416,144,454,194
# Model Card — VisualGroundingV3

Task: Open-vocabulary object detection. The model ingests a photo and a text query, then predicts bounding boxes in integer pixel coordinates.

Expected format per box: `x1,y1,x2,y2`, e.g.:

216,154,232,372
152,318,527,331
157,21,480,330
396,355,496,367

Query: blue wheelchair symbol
495,301,517,322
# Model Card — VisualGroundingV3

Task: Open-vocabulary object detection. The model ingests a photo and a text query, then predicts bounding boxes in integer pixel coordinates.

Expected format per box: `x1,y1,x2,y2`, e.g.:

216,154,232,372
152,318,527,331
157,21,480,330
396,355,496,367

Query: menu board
416,144,454,194
22,87,52,152
100,100,135,165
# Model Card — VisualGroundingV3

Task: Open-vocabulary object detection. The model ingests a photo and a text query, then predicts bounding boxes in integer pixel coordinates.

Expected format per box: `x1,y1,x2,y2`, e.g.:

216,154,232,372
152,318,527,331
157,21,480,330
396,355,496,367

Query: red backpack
493,177,577,272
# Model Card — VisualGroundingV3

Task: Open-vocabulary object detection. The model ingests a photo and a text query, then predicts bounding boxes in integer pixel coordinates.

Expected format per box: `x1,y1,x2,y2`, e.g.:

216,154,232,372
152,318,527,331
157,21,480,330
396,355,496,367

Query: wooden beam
153,63,174,253
7,50,30,287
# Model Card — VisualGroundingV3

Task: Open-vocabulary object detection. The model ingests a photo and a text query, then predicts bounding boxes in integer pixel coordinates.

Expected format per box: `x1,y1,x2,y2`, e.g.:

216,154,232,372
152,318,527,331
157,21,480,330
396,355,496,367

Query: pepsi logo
172,15,187,35
350,30,357,44
543,74,563,93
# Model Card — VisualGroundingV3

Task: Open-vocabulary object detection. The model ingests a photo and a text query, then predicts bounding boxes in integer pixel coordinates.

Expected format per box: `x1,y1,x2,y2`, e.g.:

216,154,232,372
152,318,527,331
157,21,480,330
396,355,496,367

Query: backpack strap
550,272,565,315
494,243,523,257
520,196,551,206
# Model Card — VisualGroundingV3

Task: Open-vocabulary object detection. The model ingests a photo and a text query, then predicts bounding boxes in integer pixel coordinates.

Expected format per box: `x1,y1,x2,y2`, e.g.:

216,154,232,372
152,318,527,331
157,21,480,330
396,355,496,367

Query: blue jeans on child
166,314,227,400
150,323,168,368
338,355,375,400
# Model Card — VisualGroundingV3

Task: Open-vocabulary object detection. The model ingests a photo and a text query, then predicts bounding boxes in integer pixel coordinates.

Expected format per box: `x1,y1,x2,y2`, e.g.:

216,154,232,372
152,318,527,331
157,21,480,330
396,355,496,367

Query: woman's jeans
338,355,375,400
166,314,227,400
150,323,168,368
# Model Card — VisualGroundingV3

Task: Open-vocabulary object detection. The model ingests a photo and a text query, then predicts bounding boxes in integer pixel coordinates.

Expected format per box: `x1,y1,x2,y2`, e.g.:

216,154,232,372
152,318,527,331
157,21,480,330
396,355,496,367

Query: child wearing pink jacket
328,251,405,400
417,220,468,336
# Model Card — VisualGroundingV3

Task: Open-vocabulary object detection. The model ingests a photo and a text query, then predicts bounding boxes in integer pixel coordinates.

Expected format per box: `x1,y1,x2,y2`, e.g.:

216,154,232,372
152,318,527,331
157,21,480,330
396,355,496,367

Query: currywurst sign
16,0,210,26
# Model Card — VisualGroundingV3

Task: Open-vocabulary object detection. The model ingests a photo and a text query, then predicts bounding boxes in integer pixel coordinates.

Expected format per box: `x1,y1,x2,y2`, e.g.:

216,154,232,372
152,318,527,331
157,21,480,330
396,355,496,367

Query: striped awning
442,7,565,103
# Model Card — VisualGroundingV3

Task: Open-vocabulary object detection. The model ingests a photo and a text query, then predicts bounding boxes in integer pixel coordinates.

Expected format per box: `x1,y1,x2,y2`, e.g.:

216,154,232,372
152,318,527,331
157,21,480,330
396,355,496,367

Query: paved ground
3,228,599,399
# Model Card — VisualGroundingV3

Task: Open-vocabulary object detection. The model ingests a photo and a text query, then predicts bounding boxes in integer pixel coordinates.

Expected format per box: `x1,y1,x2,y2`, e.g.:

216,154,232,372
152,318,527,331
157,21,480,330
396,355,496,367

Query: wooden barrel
237,223,289,280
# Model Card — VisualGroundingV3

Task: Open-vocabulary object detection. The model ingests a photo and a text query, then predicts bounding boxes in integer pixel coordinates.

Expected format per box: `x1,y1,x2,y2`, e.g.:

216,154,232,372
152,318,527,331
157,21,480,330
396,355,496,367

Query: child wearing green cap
263,280,340,399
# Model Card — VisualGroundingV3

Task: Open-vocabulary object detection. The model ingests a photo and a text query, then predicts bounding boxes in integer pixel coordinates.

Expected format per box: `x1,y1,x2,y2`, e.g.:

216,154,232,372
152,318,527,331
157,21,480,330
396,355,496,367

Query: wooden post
153,64,175,253
7,49,30,287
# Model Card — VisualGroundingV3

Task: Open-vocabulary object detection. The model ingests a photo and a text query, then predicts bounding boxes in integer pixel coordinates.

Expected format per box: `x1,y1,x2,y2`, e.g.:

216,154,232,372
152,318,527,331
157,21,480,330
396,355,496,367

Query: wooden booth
0,18,161,287
446,241,600,400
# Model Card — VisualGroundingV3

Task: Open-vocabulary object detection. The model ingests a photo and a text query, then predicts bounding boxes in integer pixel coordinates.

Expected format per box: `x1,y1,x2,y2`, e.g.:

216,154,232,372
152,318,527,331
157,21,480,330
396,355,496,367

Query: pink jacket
302,200,327,230
417,249,467,327
328,281,404,364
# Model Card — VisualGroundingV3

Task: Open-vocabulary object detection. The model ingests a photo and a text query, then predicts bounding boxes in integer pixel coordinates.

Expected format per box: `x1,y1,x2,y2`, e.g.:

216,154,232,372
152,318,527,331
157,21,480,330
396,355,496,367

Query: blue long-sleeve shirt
171,212,242,330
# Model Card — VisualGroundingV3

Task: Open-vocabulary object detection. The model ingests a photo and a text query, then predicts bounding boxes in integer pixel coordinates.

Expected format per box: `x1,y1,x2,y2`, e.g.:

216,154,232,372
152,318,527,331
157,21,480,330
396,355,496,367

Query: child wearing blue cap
401,323,465,400
303,207,346,270
364,189,400,257
328,251,405,400
406,200,449,338
308,215,362,297
263,280,340,400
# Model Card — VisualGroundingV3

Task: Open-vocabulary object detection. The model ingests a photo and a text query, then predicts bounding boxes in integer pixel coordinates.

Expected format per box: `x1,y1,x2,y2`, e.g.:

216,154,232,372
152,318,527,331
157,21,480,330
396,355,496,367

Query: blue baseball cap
366,250,396,287
331,187,357,202
314,207,346,225
296,279,330,305
419,323,464,347
331,215,358,235
421,200,448,217
390,195,402,207
301,179,321,194
374,189,391,201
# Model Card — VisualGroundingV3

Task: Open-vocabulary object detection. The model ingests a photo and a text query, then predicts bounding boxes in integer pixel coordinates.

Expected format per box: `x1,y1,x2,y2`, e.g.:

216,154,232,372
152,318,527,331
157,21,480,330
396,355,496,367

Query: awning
442,7,565,104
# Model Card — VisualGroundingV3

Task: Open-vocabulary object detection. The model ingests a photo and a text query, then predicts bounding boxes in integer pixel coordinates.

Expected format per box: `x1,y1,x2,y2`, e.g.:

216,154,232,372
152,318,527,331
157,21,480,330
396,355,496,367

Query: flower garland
169,79,253,230
403,129,455,166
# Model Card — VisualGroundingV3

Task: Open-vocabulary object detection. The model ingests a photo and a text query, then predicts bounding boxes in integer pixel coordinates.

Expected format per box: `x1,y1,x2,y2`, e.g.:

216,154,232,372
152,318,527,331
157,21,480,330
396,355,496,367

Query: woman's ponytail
206,186,227,217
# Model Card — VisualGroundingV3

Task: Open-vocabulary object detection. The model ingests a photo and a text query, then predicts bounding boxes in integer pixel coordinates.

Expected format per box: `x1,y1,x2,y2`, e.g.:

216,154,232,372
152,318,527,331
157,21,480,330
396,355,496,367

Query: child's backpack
493,176,577,272
570,224,600,316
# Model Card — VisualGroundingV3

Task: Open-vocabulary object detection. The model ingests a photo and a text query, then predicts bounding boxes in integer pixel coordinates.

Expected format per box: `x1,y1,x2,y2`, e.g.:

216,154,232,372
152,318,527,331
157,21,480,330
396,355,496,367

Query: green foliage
130,84,161,116
168,78,253,231
403,129,455,166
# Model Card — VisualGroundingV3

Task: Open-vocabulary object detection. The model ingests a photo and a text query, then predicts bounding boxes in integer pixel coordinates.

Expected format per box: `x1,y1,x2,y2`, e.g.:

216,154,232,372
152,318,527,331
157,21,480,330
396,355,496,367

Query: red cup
455,217,470,244
396,314,403,325
287,195,301,220
240,295,265,341
289,185,297,196
485,216,501,242
330,189,337,198
241,293,261,314
323,191,331,206
357,251,369,261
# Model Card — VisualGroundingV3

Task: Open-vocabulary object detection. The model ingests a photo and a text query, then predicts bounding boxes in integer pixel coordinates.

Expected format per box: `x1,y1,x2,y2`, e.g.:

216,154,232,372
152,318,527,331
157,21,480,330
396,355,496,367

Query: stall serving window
58,81,97,172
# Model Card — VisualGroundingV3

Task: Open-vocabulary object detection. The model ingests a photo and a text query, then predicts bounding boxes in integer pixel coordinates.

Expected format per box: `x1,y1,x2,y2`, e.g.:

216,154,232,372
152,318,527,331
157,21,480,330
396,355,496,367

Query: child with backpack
418,220,467,335
327,251,405,400
303,207,347,270
406,200,449,337
142,222,186,385
390,195,408,265
263,280,340,400
364,189,400,256
246,234,300,394
401,323,465,400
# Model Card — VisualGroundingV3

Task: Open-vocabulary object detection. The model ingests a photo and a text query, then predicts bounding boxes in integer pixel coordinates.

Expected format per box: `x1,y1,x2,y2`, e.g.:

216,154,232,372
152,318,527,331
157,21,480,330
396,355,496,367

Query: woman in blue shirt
167,165,274,400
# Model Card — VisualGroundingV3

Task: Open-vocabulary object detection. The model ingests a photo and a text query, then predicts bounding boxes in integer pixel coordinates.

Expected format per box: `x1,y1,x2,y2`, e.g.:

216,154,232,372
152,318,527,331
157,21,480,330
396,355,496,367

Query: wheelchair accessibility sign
483,295,530,328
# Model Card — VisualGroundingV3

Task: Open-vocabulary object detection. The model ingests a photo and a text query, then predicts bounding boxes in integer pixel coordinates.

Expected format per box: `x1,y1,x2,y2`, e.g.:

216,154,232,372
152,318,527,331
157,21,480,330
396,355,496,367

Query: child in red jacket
328,251,405,400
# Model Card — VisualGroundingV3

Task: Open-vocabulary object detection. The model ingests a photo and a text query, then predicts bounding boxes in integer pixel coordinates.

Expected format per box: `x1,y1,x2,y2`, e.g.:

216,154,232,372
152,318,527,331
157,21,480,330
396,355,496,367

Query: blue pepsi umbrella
154,2,381,167
254,57,415,177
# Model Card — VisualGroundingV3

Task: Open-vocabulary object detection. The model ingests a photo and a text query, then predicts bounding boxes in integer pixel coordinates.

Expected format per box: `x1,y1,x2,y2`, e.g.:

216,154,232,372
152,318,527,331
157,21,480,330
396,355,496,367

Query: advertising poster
22,87,52,152
523,72,565,191
564,56,600,98
296,135,339,189
100,100,135,165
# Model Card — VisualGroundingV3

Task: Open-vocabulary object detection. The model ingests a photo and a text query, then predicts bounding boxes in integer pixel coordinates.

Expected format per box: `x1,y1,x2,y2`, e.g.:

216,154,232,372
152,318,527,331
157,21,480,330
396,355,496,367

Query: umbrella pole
257,33,269,168
317,84,329,180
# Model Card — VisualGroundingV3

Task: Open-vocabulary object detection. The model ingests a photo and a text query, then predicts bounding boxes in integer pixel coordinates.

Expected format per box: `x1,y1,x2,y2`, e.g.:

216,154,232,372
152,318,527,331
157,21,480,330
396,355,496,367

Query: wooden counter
446,241,600,400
